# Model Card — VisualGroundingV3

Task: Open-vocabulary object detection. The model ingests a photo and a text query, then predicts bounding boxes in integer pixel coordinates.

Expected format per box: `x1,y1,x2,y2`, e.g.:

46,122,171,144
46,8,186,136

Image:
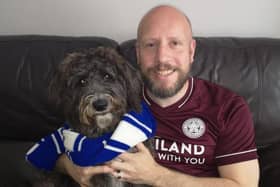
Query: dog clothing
25,126,66,171
26,101,156,170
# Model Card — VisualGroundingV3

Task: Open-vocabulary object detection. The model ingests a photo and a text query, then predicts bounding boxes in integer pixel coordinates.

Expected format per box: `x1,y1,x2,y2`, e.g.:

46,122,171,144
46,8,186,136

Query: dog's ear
122,61,143,112
48,53,75,114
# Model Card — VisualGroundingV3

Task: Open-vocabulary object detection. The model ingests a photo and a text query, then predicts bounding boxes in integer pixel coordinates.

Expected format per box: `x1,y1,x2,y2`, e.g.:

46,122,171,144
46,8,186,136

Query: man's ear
190,39,196,63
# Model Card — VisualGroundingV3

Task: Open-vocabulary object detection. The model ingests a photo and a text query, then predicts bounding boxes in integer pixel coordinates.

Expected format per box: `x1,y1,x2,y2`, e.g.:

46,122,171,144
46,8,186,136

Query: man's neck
147,80,189,108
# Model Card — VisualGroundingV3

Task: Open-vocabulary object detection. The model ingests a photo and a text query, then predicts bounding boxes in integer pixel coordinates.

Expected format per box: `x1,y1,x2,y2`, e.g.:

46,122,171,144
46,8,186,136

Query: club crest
182,118,206,139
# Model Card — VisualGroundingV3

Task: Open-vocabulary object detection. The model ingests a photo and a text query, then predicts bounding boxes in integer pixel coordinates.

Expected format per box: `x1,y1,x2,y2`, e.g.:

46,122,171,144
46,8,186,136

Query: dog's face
49,47,142,137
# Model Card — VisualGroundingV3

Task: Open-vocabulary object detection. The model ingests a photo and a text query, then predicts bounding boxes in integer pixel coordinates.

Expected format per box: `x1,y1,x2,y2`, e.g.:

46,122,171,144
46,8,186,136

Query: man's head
136,5,196,98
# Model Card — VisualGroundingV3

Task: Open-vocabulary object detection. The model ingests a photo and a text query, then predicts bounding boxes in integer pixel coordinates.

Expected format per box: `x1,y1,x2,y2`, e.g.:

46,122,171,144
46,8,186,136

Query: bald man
57,5,259,187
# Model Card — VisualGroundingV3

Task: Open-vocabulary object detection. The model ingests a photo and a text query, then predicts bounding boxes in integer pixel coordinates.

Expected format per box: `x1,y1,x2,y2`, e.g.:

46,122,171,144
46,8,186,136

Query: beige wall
0,0,279,42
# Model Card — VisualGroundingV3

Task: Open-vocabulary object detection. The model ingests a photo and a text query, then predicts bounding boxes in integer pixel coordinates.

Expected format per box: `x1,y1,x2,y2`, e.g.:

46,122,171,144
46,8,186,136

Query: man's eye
144,43,155,48
171,41,179,46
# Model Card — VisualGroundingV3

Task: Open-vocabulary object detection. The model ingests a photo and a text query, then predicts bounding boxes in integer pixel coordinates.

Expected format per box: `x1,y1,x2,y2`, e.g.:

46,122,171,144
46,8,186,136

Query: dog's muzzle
86,94,113,113
79,94,114,128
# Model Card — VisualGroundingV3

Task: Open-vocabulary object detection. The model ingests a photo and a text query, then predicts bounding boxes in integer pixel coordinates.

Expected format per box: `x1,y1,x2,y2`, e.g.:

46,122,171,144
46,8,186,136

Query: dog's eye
103,74,113,81
79,79,87,86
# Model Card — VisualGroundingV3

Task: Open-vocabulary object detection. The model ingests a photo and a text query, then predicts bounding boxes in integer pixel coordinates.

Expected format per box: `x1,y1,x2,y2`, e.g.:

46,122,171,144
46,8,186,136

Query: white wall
0,0,279,42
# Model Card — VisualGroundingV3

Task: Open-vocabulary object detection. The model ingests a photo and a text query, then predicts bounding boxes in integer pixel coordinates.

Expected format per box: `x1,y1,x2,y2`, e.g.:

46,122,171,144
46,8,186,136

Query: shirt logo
182,118,206,139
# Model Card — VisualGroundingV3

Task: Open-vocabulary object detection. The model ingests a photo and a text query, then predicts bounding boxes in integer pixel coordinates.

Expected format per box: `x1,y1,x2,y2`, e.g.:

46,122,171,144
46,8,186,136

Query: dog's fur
33,47,152,187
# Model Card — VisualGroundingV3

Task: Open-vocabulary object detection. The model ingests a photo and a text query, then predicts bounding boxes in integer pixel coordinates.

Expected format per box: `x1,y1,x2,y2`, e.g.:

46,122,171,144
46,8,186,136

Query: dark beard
141,70,189,99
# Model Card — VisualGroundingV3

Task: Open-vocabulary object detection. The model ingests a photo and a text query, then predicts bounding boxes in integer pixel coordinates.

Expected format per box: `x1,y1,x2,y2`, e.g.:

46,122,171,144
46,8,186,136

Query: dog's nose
92,99,108,111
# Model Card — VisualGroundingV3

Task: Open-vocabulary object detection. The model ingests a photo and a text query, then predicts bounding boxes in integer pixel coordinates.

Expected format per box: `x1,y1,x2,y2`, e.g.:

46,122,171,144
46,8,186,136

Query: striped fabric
64,101,156,166
25,101,156,170
25,126,66,171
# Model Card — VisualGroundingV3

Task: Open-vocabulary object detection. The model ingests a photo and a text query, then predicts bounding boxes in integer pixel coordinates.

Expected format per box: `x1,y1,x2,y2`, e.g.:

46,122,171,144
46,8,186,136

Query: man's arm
153,159,259,187
55,154,113,187
109,143,259,187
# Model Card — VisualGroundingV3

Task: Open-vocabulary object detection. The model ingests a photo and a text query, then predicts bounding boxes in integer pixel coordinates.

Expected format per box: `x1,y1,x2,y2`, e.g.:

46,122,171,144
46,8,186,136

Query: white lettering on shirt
155,138,205,155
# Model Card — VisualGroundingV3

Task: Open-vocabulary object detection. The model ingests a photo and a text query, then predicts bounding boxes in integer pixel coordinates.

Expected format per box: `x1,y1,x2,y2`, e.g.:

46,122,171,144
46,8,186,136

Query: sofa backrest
119,37,280,187
0,35,280,187
0,35,118,141
119,37,280,146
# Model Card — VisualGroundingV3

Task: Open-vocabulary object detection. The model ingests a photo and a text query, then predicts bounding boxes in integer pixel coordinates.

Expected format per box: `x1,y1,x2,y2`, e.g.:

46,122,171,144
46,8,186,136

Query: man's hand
108,142,161,185
56,154,113,187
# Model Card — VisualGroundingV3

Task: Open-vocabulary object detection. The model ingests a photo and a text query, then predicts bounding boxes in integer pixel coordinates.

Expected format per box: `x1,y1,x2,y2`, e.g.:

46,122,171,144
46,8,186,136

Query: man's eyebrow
139,38,157,43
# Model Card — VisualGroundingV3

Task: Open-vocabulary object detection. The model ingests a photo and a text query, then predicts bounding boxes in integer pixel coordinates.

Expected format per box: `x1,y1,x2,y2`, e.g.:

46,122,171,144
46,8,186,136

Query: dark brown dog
33,47,151,187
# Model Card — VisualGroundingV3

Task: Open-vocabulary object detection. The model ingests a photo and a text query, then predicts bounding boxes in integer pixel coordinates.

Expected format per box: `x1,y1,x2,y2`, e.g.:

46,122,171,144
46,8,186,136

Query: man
57,5,259,187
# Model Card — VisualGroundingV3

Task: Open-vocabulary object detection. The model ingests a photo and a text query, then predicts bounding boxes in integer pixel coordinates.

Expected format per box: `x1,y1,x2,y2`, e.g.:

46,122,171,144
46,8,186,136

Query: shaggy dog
33,47,151,187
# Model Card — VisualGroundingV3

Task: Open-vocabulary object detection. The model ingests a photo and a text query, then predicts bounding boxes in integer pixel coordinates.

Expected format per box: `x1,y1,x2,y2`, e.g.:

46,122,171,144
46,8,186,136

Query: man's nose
156,43,170,63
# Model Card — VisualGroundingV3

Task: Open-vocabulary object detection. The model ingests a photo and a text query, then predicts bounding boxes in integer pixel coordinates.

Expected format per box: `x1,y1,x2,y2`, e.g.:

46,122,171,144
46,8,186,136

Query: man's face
137,12,196,98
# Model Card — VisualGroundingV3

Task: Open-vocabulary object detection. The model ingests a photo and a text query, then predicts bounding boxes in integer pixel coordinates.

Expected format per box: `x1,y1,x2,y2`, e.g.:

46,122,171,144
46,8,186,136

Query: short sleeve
215,96,258,165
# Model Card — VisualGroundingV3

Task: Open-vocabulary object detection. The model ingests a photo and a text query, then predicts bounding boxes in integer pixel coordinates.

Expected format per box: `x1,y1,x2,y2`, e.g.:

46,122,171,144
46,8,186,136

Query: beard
140,63,190,98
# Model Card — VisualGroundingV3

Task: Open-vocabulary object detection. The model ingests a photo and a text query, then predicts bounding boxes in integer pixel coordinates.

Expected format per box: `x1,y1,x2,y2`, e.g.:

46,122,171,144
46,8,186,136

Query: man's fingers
117,152,132,161
135,142,148,152
109,160,127,171
85,165,113,176
112,169,129,181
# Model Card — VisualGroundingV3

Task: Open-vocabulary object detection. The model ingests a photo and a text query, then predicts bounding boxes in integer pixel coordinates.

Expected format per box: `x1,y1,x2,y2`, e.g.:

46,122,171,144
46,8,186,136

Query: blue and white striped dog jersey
25,126,66,171
26,101,156,170
64,101,156,166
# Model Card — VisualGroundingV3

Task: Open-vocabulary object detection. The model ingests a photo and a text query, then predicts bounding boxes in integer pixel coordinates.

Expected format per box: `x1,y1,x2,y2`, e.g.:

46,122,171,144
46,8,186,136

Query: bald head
137,5,193,41
135,5,196,100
